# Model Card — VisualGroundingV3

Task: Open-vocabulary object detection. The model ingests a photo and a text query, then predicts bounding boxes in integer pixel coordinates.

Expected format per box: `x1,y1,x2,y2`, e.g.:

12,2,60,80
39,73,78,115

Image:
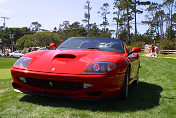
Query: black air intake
55,54,76,58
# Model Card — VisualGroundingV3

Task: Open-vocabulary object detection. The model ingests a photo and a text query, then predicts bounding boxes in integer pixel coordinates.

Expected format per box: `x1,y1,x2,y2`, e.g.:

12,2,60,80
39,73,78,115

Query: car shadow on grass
20,82,163,112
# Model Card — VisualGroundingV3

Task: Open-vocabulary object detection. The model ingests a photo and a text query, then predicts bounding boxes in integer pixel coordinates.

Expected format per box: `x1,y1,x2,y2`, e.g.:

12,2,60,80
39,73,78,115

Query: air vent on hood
56,54,76,58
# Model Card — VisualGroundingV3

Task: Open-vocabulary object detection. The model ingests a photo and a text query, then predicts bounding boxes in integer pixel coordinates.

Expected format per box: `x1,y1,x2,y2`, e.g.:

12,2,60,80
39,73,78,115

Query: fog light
83,83,93,89
19,77,26,83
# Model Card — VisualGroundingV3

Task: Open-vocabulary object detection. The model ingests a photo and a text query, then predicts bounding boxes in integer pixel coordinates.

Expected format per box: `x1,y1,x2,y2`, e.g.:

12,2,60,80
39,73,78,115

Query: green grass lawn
158,54,176,58
0,57,176,118
139,52,176,58
0,58,17,79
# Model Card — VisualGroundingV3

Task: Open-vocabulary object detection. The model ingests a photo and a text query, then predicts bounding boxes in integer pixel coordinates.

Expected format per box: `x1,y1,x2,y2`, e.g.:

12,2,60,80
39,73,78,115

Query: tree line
112,0,176,49
0,21,112,50
1,0,176,51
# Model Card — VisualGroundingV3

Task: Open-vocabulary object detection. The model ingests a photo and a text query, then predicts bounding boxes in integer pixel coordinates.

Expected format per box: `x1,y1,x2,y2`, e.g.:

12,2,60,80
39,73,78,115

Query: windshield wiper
87,48,100,49
60,46,67,49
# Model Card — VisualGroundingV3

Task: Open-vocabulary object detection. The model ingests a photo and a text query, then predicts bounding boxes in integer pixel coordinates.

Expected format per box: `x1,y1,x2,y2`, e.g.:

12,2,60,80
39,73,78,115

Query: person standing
151,45,155,57
155,45,159,57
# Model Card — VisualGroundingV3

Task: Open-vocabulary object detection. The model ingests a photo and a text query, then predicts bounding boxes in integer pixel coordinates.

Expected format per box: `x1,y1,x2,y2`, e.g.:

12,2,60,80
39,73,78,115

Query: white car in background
38,47,48,51
9,50,24,58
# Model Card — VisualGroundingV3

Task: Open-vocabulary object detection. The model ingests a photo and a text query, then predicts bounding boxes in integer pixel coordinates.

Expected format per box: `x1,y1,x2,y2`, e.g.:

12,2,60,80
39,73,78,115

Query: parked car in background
38,47,48,51
22,47,43,54
0,53,2,58
9,50,24,58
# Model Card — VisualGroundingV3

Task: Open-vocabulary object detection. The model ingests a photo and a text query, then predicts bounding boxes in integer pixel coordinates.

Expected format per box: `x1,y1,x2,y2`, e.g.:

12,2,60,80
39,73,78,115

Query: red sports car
11,37,141,100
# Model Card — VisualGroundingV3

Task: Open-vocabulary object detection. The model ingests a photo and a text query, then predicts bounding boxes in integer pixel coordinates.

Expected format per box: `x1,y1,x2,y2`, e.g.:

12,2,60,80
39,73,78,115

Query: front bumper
11,67,125,99
13,89,107,101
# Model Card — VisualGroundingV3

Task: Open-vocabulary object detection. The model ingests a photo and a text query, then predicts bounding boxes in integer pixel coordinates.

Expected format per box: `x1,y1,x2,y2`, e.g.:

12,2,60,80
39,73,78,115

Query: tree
130,33,153,44
131,0,150,36
83,1,91,37
58,21,87,40
145,2,161,40
165,26,175,40
113,0,133,40
159,38,175,50
155,7,165,39
0,27,32,52
0,29,10,53
125,0,130,40
163,0,175,40
98,3,110,37
58,21,112,39
172,13,176,30
30,22,42,32
118,30,128,42
63,21,70,29
53,27,57,32
16,34,37,49
113,10,121,38
16,32,62,49
67,22,87,37
113,0,126,38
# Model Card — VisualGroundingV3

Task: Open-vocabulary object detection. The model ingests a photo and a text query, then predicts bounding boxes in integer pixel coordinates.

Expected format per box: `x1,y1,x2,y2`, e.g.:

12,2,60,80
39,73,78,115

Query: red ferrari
11,37,141,100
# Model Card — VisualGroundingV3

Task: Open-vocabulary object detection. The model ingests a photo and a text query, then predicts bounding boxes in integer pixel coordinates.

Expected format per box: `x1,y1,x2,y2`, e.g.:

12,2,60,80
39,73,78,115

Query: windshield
57,37,125,53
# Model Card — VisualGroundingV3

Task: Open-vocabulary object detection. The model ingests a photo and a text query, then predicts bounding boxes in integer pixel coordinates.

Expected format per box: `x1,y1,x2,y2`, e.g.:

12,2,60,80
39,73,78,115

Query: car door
127,53,140,79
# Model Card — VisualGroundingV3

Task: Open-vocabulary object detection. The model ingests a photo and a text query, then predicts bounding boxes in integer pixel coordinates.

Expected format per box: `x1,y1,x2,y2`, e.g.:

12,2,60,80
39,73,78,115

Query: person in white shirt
155,46,159,57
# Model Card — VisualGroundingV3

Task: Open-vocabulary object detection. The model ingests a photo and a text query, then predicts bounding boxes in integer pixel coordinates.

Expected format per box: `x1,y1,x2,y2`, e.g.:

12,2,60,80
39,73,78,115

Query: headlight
13,57,32,69
84,62,117,73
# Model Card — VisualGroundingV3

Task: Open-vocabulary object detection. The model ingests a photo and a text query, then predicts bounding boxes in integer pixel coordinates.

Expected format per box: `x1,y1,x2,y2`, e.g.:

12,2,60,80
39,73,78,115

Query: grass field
0,57,176,118
139,52,176,58
158,54,176,58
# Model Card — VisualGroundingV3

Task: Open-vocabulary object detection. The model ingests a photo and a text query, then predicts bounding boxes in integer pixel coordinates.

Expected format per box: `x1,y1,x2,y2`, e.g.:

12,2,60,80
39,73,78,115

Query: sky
0,0,164,35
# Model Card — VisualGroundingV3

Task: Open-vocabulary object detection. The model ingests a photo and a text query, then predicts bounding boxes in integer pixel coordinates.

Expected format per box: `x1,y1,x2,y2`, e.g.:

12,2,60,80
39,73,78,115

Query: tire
120,66,130,100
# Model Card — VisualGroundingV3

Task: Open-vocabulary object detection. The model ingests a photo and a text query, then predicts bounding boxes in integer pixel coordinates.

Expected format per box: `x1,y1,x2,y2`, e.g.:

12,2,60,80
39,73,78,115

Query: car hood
24,49,124,74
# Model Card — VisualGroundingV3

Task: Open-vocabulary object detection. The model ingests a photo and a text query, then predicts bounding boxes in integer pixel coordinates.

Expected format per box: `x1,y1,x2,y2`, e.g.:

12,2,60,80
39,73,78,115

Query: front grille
21,78,84,90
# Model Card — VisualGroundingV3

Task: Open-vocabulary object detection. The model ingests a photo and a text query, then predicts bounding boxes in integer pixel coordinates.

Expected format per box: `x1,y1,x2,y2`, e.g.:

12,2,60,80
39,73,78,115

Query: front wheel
120,66,130,100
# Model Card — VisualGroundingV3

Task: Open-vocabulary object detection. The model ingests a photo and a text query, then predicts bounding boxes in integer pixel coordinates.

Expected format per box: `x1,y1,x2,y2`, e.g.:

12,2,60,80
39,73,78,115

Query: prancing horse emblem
52,68,55,71
49,81,53,87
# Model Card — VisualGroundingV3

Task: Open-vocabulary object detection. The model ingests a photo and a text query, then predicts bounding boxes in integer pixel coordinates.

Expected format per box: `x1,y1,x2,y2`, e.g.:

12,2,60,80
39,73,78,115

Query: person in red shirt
151,45,155,57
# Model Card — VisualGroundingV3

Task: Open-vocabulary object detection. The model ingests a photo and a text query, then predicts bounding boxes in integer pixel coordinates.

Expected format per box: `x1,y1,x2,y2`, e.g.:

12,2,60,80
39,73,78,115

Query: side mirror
129,47,141,55
49,43,56,50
